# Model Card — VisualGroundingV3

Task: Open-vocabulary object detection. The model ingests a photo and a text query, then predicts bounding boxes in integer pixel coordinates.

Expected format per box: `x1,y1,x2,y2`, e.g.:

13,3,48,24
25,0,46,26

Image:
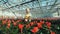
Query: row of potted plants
0,19,60,34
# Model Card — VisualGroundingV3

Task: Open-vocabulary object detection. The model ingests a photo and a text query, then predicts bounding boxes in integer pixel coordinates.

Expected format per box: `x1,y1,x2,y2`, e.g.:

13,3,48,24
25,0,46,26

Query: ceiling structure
0,0,60,19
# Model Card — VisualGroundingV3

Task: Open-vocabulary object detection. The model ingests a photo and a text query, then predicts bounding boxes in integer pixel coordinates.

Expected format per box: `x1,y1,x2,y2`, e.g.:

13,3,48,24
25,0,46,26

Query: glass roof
0,0,60,19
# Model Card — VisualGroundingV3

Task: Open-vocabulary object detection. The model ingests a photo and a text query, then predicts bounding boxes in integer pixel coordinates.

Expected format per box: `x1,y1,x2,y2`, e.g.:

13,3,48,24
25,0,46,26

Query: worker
24,8,32,22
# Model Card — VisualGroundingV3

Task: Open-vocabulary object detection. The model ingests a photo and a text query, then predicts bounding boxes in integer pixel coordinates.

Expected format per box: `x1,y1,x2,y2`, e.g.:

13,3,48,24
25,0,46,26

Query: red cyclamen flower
26,24,30,28
7,23,10,29
51,31,56,34
18,24,24,29
37,23,42,29
40,21,44,25
46,22,51,29
31,27,39,34
7,20,11,24
18,24,24,34
13,22,17,26
30,22,34,26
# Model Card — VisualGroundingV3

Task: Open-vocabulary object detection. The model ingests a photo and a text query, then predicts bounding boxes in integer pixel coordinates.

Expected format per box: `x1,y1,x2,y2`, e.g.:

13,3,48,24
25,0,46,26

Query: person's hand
25,19,28,22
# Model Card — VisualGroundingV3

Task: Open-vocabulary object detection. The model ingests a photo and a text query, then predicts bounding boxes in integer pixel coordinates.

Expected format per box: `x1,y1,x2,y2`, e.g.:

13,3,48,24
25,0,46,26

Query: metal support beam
2,0,37,11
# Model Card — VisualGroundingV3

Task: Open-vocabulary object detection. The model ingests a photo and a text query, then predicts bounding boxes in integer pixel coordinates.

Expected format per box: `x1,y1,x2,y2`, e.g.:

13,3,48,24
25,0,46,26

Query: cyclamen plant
0,19,59,34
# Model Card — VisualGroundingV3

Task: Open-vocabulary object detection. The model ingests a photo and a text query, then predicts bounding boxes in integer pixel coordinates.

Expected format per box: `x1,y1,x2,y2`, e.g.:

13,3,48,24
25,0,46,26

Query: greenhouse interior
0,0,60,34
